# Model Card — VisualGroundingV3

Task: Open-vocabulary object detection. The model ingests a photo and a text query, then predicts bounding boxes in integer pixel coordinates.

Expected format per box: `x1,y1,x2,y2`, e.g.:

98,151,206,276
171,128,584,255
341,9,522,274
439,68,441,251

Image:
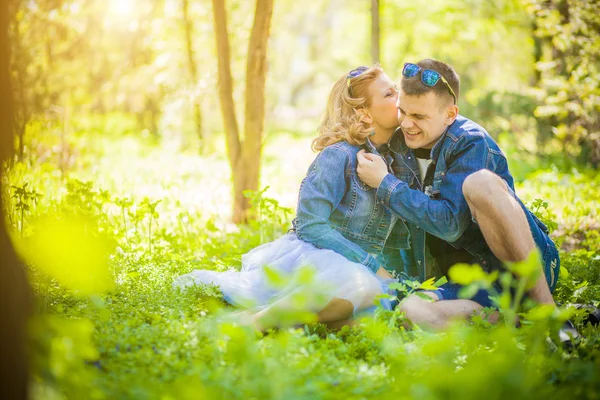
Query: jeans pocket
543,240,560,292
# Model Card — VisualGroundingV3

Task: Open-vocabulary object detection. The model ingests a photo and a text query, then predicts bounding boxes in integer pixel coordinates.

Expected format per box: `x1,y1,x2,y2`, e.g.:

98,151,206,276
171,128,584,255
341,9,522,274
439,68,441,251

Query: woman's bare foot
228,310,265,332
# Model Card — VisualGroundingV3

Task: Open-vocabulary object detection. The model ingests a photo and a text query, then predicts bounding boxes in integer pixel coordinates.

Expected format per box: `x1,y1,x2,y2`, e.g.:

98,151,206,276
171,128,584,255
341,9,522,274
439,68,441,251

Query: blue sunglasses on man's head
402,62,457,104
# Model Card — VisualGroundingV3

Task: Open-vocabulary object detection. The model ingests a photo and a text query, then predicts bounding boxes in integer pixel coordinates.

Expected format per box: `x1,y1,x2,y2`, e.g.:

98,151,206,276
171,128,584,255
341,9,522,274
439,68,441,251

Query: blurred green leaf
14,215,115,296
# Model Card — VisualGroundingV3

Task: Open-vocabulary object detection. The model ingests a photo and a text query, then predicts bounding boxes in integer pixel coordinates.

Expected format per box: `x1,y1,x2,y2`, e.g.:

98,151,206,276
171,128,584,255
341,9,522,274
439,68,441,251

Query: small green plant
127,203,146,237
243,186,293,243
373,275,448,329
64,179,106,220
115,196,134,242
529,198,558,233
11,182,42,236
140,197,161,254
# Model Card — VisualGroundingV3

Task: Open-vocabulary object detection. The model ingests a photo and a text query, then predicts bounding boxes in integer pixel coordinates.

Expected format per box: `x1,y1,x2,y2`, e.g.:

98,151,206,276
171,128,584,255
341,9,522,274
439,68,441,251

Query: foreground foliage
3,133,600,400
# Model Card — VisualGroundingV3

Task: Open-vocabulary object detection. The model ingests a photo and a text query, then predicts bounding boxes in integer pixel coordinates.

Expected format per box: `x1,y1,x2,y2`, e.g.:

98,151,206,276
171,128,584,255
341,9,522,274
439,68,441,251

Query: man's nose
400,116,413,129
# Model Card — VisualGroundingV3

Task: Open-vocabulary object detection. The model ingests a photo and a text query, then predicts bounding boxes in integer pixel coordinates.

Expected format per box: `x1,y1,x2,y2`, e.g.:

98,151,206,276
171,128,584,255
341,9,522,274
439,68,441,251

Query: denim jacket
377,115,550,280
292,140,410,273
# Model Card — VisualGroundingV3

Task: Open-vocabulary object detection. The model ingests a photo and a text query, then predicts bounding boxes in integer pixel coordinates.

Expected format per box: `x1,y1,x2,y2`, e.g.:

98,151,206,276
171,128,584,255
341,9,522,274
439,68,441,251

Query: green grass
5,130,600,399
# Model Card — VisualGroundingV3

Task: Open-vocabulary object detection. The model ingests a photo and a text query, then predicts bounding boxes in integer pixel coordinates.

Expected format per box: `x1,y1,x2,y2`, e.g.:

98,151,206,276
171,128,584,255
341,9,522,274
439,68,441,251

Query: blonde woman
175,66,410,329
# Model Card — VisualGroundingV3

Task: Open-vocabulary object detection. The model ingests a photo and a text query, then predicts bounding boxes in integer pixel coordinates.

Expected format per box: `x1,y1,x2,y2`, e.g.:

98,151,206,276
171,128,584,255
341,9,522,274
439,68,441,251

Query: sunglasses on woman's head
402,62,457,105
346,66,369,97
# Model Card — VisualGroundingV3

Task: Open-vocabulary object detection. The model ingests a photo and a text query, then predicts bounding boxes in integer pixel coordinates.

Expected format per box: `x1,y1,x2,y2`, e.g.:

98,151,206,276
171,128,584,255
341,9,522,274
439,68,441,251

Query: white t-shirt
417,157,432,184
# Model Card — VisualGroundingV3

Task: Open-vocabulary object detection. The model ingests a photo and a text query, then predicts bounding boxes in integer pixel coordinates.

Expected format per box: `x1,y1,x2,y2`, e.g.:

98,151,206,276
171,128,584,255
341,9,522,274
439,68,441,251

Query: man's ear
355,108,373,124
445,104,459,125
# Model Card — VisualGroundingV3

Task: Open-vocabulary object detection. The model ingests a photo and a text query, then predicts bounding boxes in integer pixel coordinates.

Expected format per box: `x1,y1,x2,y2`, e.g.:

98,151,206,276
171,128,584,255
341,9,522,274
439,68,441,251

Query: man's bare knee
462,169,507,205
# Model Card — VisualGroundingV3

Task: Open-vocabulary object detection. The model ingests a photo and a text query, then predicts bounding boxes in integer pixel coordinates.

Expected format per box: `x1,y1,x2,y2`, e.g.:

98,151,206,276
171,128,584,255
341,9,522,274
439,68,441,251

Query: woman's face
365,73,399,132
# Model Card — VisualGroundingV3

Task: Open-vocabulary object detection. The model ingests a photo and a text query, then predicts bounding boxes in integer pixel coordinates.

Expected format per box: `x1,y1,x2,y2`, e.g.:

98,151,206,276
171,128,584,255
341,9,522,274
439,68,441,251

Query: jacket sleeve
295,146,380,272
375,135,489,242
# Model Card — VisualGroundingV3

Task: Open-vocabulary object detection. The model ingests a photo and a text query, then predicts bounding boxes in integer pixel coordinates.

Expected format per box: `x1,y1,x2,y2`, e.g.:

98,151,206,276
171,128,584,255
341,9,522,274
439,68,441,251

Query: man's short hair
401,59,460,106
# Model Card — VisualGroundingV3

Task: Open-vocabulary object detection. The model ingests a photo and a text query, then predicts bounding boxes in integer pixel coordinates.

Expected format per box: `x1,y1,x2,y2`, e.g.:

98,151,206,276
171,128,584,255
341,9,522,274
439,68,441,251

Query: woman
175,65,410,329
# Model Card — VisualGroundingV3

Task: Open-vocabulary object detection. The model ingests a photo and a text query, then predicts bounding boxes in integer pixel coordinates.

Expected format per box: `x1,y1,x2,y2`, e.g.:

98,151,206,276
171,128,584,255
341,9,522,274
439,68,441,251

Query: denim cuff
376,173,401,207
362,253,380,273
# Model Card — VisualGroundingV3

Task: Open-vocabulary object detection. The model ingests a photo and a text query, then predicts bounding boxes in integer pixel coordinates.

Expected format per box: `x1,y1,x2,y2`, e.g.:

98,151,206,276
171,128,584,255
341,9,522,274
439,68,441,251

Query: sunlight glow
108,0,136,17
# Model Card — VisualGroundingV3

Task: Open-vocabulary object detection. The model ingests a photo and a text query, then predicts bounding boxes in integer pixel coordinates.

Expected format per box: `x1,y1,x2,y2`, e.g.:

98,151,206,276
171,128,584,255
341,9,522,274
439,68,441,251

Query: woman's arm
294,146,380,273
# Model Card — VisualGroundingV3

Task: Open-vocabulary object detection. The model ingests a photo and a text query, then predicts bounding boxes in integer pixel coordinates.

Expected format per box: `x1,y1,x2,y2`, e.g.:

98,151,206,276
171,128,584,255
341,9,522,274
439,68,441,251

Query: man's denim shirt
292,140,410,273
378,115,550,280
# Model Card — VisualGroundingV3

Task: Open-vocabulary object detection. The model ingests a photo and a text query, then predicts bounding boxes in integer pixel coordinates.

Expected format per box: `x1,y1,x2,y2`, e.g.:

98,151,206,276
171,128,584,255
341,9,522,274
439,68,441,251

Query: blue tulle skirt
173,233,394,313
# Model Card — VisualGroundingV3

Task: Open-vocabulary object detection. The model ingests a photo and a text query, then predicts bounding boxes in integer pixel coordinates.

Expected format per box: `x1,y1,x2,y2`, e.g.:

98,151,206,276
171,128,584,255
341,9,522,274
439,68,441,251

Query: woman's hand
357,149,389,188
376,267,394,280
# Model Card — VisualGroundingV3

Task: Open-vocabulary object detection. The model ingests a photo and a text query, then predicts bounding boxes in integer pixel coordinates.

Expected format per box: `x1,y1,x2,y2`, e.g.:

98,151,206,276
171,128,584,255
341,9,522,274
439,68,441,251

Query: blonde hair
312,65,383,152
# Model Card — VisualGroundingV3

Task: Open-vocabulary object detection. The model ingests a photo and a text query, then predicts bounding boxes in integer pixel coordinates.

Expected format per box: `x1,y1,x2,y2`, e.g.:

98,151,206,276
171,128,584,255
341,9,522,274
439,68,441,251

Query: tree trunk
182,0,204,150
212,0,241,164
1,0,31,397
531,19,542,87
239,0,274,223
212,0,273,224
9,0,26,161
371,0,380,64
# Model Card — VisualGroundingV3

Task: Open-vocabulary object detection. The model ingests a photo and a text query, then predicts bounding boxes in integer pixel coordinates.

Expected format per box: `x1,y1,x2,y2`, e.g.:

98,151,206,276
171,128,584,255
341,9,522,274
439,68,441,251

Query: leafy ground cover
4,130,600,399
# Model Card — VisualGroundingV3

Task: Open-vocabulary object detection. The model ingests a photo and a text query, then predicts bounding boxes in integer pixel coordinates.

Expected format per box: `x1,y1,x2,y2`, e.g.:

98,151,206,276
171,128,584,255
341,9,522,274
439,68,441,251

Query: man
356,59,563,330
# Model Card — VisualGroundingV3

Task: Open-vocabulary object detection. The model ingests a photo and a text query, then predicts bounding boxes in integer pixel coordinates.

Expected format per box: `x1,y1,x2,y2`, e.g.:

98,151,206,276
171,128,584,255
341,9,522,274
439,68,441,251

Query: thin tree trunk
1,0,31,397
212,0,244,223
531,19,542,86
212,0,274,224
212,0,241,166
182,0,204,149
10,0,26,161
371,0,380,64
238,0,274,223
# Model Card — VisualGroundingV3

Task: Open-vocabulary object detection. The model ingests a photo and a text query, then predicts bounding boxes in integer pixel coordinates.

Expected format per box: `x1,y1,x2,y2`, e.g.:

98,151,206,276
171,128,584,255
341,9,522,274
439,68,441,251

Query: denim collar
363,137,392,156
362,137,379,154
429,126,451,161
363,137,395,172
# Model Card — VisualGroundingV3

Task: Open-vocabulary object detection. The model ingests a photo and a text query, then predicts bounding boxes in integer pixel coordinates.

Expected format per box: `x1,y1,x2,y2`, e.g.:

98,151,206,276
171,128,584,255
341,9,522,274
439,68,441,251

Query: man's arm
296,146,380,272
357,136,489,242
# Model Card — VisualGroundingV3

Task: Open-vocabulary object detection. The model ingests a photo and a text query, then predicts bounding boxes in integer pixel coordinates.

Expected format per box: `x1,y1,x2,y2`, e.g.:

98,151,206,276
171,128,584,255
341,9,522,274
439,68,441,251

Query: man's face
396,89,452,150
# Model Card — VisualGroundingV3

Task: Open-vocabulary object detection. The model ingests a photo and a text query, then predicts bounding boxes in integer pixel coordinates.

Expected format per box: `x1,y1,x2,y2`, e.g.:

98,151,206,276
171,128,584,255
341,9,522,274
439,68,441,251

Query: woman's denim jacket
376,115,551,280
292,140,410,273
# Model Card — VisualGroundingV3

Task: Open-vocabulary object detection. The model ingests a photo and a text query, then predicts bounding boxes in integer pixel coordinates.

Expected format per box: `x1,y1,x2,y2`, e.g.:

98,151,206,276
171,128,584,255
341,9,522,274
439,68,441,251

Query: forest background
2,0,600,399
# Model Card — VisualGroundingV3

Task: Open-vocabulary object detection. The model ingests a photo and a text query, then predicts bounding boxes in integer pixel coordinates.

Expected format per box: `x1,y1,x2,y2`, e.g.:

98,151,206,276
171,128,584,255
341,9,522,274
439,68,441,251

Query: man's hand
357,149,389,189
